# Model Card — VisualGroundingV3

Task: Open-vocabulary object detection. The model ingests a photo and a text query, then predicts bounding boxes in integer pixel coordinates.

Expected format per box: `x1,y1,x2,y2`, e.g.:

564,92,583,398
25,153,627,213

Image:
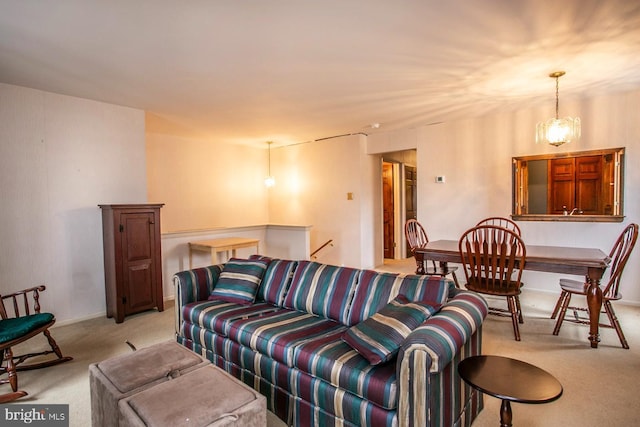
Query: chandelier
536,71,581,147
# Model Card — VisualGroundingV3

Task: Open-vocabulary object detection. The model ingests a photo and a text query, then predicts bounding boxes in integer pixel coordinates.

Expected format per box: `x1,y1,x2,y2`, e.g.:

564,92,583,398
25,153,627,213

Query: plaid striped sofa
174,259,488,427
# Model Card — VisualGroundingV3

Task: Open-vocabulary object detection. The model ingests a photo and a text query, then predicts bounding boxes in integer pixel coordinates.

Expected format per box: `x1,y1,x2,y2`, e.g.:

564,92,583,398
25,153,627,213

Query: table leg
414,252,425,275
500,399,512,427
586,266,604,348
210,249,217,265
189,246,193,269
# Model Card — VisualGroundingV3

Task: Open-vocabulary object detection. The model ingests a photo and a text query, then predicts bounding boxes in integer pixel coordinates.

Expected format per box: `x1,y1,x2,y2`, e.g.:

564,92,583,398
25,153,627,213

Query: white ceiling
2,0,640,146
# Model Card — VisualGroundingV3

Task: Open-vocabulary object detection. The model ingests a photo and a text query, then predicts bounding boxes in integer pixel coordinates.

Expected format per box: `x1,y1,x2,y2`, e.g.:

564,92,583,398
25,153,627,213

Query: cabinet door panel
124,214,154,261
548,158,575,214
121,212,157,314
126,263,154,311
576,156,602,214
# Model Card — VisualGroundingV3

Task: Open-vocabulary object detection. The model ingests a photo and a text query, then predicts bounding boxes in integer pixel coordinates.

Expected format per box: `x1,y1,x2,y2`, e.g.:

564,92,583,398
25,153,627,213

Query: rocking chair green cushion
0,313,54,344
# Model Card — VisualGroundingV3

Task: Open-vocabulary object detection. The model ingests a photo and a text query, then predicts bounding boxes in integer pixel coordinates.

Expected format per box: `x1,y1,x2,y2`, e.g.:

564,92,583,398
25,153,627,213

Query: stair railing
310,239,334,260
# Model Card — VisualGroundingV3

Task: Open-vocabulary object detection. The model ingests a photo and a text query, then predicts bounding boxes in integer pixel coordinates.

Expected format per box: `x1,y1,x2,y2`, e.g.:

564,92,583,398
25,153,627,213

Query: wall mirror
512,147,625,222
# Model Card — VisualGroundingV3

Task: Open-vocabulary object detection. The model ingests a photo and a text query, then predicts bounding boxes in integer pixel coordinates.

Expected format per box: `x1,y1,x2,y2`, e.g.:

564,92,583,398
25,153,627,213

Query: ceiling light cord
267,141,272,176
555,75,560,119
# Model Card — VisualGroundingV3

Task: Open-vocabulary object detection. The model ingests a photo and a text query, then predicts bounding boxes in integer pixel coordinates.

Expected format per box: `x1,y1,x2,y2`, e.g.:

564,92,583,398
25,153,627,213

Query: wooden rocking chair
0,285,73,403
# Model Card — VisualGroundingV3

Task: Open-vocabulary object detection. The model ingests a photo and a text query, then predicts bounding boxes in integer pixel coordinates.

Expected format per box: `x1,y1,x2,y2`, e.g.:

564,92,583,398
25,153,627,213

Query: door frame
381,160,410,260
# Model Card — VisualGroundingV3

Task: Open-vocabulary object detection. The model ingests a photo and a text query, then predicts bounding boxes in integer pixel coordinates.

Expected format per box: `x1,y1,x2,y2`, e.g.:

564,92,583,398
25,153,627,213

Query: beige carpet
8,261,640,426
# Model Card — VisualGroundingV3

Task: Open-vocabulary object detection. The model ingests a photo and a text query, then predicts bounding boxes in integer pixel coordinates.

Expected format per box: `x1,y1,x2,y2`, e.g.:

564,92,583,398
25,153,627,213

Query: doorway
381,150,417,260
382,162,394,259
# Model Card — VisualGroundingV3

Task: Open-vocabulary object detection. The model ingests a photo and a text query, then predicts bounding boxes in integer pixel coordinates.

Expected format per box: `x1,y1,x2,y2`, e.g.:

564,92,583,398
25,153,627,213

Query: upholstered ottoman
118,364,267,427
89,340,209,427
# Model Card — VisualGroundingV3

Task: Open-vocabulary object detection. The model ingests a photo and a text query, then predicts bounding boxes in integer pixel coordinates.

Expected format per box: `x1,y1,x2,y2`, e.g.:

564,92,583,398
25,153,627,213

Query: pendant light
536,71,581,147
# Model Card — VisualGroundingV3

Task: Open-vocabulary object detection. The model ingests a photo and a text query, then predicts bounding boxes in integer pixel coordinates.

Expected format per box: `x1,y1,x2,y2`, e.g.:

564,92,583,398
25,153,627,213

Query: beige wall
266,134,378,268
369,89,640,303
148,89,640,303
145,126,269,233
0,83,147,323
3,82,638,325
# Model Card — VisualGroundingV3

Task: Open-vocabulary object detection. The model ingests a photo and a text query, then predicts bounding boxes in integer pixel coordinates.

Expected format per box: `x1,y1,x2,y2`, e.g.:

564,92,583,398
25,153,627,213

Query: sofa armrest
396,290,488,427
173,265,224,335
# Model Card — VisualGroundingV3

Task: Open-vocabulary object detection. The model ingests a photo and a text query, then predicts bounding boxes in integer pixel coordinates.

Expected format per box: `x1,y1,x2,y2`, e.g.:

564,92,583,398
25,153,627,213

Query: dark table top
458,355,563,404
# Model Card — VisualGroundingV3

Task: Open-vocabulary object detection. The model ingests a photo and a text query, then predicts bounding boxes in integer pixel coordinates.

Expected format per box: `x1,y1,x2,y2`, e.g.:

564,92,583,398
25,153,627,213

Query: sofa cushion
185,308,399,411
347,270,450,325
209,258,269,305
227,309,346,365
292,328,398,410
283,261,359,324
342,295,441,365
182,300,281,337
189,333,399,422
257,259,298,306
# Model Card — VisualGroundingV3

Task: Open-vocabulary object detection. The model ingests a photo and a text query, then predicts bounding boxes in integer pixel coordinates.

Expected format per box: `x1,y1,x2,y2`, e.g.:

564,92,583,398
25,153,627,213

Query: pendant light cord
555,76,560,119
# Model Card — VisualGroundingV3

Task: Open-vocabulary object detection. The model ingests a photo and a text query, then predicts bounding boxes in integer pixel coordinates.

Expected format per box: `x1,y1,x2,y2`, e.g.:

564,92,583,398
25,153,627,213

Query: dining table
414,240,611,348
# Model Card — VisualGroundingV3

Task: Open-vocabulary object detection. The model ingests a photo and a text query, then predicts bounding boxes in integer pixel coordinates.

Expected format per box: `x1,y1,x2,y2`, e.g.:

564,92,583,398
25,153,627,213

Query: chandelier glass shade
536,71,581,147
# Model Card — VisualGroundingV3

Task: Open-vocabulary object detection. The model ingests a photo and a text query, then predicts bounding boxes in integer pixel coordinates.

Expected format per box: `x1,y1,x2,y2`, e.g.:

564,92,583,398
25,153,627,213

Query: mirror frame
512,147,625,222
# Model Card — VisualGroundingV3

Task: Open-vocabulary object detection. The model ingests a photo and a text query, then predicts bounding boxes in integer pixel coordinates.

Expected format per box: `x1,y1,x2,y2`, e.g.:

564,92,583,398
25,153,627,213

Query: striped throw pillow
342,294,440,365
209,258,268,305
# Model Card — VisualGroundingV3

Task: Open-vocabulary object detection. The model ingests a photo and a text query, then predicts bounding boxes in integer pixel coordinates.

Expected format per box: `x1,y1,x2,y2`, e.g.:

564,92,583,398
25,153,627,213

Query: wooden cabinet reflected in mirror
512,148,625,222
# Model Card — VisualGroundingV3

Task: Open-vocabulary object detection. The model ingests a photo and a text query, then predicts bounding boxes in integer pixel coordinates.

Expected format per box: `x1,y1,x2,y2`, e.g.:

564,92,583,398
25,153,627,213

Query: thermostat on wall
435,176,445,183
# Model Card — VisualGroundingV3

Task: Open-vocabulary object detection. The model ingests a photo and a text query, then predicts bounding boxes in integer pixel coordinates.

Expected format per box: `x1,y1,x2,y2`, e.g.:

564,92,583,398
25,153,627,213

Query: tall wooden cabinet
99,204,164,323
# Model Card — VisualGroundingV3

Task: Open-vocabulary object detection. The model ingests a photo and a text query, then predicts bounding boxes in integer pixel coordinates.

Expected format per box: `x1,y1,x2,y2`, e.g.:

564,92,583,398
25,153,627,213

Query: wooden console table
189,237,260,268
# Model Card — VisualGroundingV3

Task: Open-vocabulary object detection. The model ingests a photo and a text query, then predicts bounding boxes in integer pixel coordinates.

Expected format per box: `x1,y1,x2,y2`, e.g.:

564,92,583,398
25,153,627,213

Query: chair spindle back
476,217,521,236
0,285,45,319
459,225,525,293
405,219,428,251
603,223,638,299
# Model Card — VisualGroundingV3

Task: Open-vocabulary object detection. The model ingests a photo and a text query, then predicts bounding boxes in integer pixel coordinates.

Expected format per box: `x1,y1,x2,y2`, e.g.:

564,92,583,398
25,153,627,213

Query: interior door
382,162,394,259
121,212,157,314
405,165,417,256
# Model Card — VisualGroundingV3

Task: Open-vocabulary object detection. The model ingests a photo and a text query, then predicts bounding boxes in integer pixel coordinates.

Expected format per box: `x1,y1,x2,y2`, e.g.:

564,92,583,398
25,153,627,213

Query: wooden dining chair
551,223,638,348
0,285,73,403
405,219,459,287
476,217,522,236
459,225,526,341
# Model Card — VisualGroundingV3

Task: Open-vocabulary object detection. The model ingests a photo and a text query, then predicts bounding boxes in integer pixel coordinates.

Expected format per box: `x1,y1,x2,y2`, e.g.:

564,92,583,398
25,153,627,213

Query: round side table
458,355,563,427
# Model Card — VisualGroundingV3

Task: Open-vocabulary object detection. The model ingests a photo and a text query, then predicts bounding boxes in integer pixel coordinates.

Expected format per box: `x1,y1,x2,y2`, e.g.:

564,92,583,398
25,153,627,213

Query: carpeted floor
8,259,640,426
